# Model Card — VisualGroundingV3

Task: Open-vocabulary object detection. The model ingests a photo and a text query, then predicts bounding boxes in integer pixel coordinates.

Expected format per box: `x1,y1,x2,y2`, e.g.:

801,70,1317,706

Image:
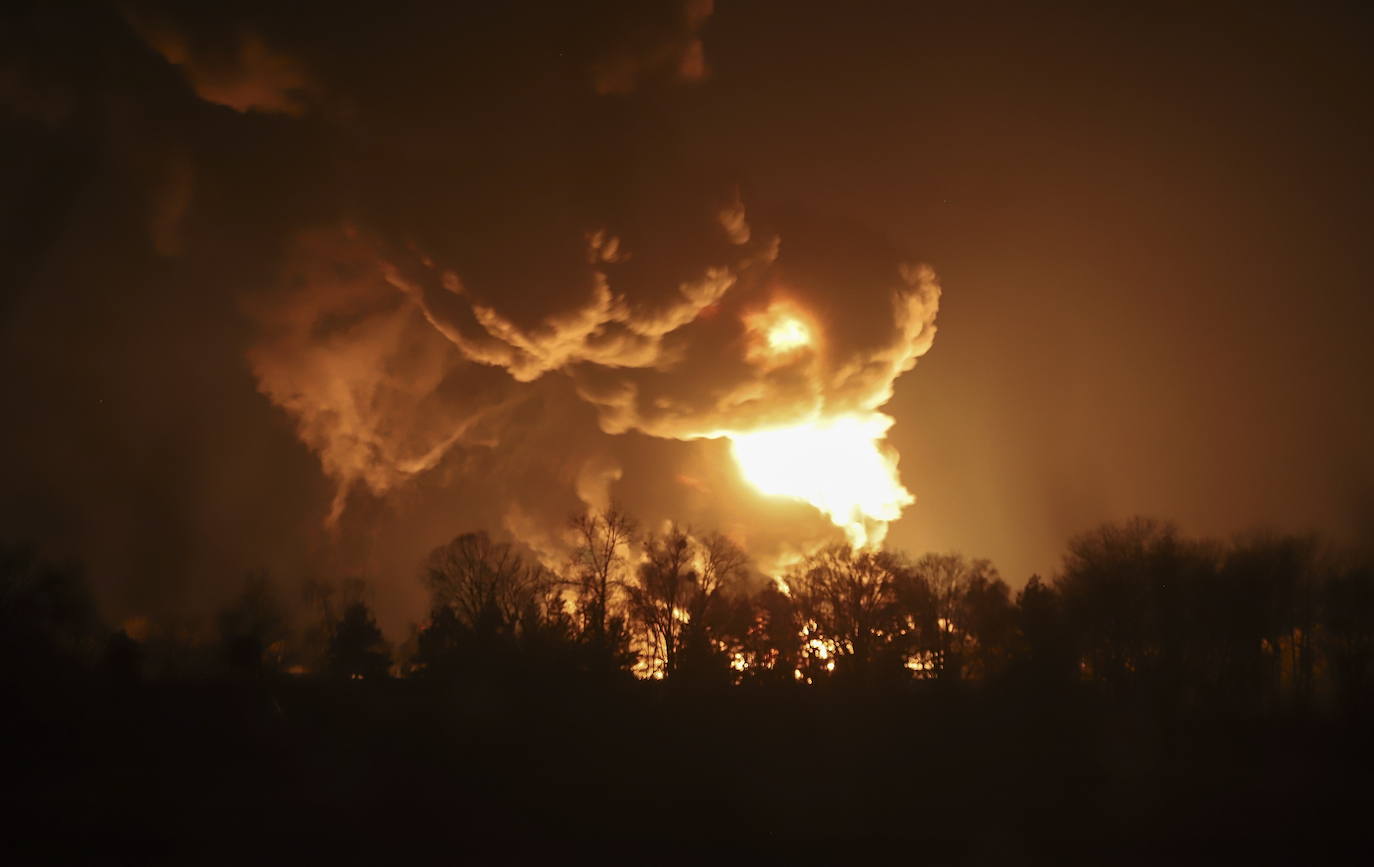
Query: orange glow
766,315,810,352
728,412,913,548
121,616,151,642
743,302,816,364
675,472,709,493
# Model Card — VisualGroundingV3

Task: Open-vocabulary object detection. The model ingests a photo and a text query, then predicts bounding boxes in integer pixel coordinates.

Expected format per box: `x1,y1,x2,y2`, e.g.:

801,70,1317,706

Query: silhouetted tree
298,577,340,671
1322,562,1374,714
137,614,217,680
959,567,1016,679
735,580,801,683
515,579,583,678
1013,575,1075,683
1221,531,1321,707
905,552,1004,680
217,571,288,676
626,526,696,679
426,531,550,636
677,532,750,683
622,527,749,682
419,531,579,679
1057,518,1230,712
414,604,466,678
0,544,101,680
890,560,939,677
788,545,900,680
327,600,391,680
568,507,636,674
102,628,144,685
392,623,422,677
1057,518,1169,688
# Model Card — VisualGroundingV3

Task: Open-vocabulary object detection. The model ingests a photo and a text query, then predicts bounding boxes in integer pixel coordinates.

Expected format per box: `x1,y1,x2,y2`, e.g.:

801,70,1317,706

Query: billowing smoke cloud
124,10,316,116
2,0,939,628
590,0,716,94
374,207,940,445
258,200,940,556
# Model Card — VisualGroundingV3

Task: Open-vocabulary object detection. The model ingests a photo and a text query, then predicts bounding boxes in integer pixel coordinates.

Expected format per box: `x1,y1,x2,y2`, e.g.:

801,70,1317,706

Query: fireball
728,412,913,548
743,302,817,366
765,315,810,352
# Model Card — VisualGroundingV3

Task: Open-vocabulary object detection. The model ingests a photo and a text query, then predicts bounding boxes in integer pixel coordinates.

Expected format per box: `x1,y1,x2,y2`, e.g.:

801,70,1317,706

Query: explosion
180,0,944,567
723,296,927,548
743,302,817,366
766,316,810,353
728,412,913,549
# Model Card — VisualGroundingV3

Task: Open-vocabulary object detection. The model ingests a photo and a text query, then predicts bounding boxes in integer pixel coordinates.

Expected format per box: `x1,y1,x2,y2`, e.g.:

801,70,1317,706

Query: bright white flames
766,316,810,352
743,303,816,366
729,412,913,548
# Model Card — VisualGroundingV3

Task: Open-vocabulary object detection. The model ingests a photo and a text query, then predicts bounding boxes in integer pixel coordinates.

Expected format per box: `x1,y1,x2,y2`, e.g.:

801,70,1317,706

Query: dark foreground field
6,673,1370,863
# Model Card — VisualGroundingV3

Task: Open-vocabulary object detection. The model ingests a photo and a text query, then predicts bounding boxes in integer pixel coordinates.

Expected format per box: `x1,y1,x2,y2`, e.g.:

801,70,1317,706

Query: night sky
3,0,1371,634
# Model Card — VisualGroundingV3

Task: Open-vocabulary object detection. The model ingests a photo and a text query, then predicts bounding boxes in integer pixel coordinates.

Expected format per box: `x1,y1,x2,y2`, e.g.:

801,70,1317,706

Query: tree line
4,513,1373,715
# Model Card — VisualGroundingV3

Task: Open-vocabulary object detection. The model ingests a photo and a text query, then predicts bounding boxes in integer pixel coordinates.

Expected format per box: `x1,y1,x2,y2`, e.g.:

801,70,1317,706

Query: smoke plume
2,0,940,629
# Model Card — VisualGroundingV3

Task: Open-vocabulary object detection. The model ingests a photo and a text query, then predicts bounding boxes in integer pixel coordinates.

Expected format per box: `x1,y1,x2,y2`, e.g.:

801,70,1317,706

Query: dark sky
3,1,1371,633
